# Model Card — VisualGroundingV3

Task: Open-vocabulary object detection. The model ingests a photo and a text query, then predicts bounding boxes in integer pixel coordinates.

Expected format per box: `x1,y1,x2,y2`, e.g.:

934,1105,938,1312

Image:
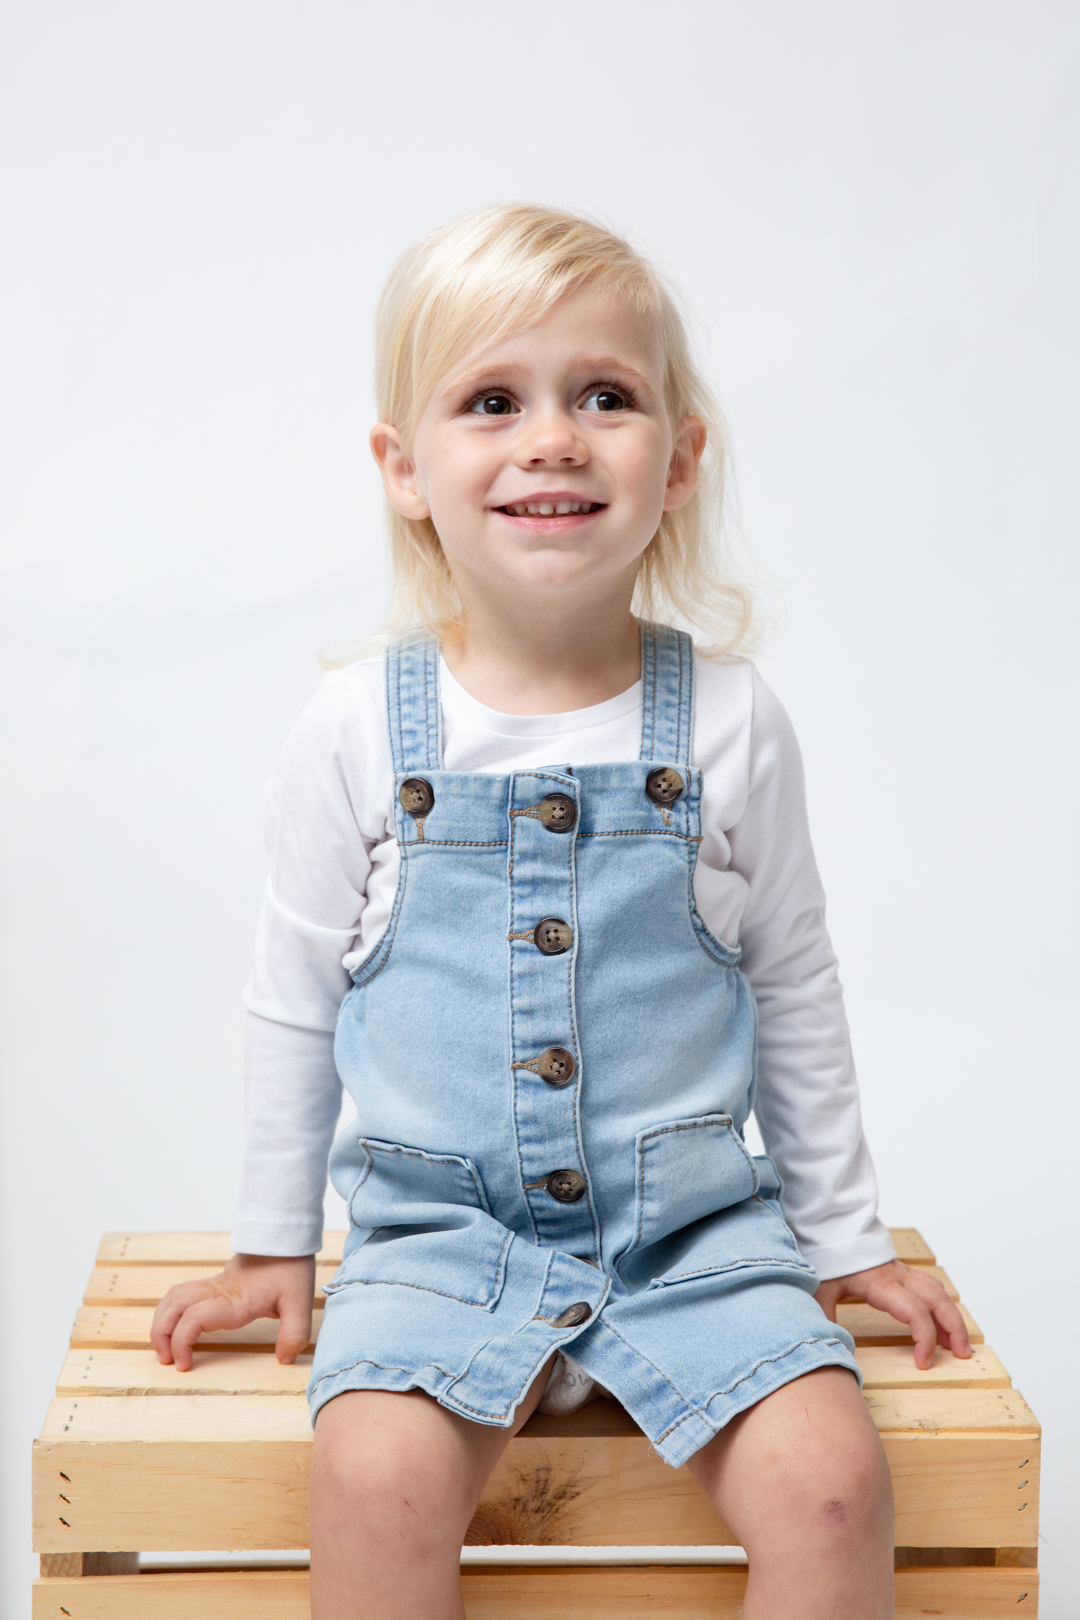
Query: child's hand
150,1253,316,1371
815,1259,972,1371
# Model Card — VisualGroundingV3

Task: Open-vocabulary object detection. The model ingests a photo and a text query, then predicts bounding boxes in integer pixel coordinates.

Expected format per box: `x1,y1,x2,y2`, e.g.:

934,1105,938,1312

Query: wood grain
31,1565,1035,1618
32,1389,1039,1553
53,1343,1006,1399
82,1267,336,1308
70,1307,323,1353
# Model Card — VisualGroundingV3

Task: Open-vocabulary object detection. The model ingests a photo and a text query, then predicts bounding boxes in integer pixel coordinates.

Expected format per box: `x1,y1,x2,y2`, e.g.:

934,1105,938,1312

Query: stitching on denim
626,1116,756,1259
310,1354,462,1394
641,622,655,761
400,838,509,848
349,840,410,987
329,1223,512,1308
594,1313,702,1415
694,1337,853,1418
564,818,600,1263
678,627,688,763
685,831,741,966
575,828,698,841
357,1137,491,1210
507,800,541,1247
650,1255,815,1285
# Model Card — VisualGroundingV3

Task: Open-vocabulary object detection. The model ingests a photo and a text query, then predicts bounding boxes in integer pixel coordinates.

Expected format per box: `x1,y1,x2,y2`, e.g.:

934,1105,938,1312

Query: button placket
506,772,596,1258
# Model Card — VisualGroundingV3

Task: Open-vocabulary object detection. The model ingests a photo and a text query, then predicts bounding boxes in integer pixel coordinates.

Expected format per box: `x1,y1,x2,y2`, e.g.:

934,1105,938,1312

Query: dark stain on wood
466,1461,595,1545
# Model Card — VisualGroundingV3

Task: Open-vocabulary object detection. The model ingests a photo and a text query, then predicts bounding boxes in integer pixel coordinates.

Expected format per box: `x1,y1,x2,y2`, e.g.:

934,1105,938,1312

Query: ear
370,423,431,521
663,419,707,512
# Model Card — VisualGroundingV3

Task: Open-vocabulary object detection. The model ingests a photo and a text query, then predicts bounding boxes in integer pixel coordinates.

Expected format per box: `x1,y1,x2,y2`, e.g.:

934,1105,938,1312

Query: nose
514,403,588,469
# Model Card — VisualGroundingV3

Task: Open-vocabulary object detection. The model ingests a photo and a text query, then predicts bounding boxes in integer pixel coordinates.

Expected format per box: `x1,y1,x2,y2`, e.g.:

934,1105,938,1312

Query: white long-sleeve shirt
232,651,895,1282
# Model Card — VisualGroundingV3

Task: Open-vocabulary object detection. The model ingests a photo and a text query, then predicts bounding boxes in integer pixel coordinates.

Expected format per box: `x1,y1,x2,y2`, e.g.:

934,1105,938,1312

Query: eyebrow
445,356,656,394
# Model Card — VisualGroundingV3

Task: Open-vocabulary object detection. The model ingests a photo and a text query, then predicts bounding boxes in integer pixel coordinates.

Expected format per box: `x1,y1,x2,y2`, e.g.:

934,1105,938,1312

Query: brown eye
582,388,629,413
470,393,515,416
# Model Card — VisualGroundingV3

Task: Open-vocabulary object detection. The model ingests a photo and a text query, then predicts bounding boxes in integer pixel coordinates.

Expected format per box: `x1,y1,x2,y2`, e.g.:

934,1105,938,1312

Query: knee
311,1402,461,1551
782,1423,894,1549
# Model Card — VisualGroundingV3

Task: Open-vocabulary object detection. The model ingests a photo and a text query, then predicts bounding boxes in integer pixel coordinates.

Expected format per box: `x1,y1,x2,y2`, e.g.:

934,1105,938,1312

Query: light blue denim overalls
308,625,859,1467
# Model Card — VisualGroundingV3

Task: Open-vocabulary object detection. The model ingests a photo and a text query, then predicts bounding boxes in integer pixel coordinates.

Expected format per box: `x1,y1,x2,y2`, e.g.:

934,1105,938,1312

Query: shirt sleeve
230,667,386,1256
727,667,896,1280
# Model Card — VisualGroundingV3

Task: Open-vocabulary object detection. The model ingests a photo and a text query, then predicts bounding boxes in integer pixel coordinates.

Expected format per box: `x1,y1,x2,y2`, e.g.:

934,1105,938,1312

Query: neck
440,580,643,715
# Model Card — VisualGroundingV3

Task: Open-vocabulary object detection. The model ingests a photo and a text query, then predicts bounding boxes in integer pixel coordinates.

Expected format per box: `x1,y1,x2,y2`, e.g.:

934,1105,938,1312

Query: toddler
153,204,969,1619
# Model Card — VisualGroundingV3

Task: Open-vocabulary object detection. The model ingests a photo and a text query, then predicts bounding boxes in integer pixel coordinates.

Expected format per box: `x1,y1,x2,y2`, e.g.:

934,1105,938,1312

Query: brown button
553,1302,592,1329
546,1168,587,1203
646,766,684,806
399,777,435,815
537,793,576,833
537,1047,576,1086
534,917,573,956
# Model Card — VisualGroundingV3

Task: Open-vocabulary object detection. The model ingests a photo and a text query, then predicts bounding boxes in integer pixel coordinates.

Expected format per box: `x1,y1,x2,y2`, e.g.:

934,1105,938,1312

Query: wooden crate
32,1228,1039,1616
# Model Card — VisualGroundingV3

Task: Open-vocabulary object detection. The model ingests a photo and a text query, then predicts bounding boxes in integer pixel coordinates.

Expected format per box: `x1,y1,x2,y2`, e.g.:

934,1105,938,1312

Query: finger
931,1294,972,1359
169,1295,249,1372
150,1283,217,1363
903,1274,972,1359
867,1285,939,1370
275,1298,314,1364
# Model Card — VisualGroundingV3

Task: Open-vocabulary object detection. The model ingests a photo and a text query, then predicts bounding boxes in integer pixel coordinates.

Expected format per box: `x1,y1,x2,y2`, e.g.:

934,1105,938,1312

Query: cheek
614,428,673,509
426,438,496,511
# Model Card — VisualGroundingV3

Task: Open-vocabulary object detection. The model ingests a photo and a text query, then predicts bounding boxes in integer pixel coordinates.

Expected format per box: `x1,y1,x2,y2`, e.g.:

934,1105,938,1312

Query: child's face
372,288,704,614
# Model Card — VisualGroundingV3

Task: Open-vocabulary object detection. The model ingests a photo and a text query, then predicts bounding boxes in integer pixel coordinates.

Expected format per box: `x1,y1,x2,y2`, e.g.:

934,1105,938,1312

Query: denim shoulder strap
385,636,443,775
638,621,694,766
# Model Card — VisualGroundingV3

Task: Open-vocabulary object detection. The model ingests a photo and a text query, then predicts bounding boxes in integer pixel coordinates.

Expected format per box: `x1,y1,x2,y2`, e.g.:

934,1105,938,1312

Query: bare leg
687,1366,894,1619
309,1357,553,1620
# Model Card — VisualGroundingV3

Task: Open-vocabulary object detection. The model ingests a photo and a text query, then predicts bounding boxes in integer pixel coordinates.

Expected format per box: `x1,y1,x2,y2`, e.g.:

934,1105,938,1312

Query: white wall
2,3,1077,1613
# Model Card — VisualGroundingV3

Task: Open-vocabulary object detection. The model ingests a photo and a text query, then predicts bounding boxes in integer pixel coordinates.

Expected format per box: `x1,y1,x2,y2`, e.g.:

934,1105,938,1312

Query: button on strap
398,777,435,815
537,792,577,833
646,766,684,806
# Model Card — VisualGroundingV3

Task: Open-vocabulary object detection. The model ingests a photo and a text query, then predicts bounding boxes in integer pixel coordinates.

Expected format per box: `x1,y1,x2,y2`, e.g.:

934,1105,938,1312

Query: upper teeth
504,501,599,516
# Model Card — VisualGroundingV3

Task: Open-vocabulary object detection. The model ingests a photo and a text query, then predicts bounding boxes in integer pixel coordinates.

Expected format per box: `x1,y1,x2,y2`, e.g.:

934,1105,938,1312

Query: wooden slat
31,1565,1037,1618
97,1233,344,1267
96,1227,938,1270
914,1265,957,1297
854,1343,1009,1389
837,1300,981,1345
82,1266,336,1308
889,1229,936,1266
32,1389,1039,1553
54,1344,1009,1400
75,1282,977,1345
56,1350,314,1397
70,1308,323,1354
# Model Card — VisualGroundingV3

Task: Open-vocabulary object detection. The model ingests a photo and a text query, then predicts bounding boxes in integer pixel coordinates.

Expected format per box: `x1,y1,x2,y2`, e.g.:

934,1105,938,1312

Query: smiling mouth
496,500,605,516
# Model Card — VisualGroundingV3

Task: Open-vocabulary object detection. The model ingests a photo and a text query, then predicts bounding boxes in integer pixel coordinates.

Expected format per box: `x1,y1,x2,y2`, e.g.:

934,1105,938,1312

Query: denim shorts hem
308,1358,461,1428
656,1335,863,1468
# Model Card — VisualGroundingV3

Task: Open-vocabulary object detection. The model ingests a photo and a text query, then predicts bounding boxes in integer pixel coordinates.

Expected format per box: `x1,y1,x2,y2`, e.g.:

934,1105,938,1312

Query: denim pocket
619,1114,757,1260
325,1139,511,1309
616,1116,812,1292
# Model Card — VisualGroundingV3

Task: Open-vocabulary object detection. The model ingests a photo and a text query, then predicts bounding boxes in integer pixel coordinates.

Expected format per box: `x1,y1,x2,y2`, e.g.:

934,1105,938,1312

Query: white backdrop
2,4,1078,1614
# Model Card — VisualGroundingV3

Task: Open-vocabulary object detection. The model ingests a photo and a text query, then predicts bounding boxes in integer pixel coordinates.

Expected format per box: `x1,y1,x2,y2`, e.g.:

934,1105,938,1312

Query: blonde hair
370,202,756,654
